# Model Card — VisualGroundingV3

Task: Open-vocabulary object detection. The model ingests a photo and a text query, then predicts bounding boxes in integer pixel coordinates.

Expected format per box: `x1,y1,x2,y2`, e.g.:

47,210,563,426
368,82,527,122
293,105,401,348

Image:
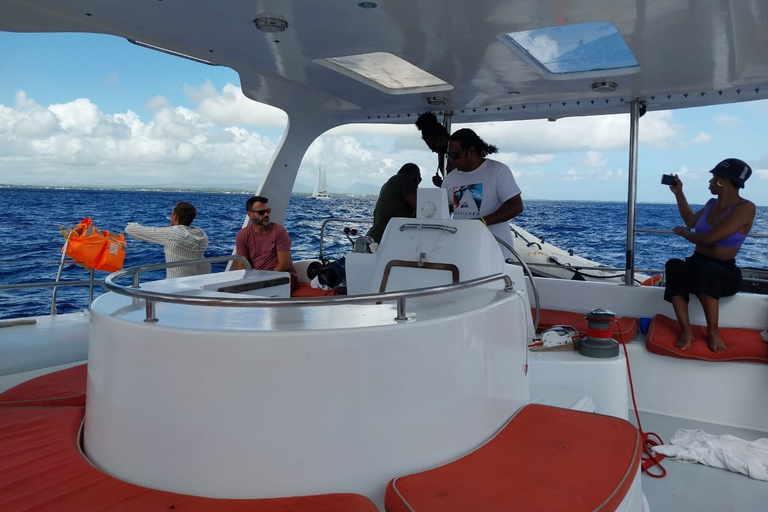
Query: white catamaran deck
636,411,768,512
3,306,767,512
2,1,768,510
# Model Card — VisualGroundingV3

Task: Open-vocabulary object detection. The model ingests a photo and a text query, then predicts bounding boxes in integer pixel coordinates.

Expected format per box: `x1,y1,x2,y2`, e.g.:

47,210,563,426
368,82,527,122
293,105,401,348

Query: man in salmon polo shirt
232,195,299,292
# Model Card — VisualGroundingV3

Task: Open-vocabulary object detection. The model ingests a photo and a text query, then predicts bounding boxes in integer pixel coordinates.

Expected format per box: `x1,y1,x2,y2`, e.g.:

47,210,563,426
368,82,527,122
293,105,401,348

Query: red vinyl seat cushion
0,364,86,407
291,283,336,297
534,308,639,343
386,404,641,512
0,407,378,512
646,314,768,364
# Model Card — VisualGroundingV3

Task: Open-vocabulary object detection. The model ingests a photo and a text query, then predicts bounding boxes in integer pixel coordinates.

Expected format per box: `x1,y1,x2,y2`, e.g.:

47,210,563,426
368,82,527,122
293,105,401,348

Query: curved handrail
399,223,458,234
636,228,768,238
494,236,540,333
104,267,514,323
0,255,252,317
0,256,250,294
0,279,106,292
114,255,251,288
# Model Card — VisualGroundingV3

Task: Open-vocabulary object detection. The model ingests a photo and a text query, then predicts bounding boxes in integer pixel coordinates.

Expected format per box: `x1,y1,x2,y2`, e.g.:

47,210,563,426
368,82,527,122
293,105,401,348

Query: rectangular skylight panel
316,52,452,94
500,21,640,80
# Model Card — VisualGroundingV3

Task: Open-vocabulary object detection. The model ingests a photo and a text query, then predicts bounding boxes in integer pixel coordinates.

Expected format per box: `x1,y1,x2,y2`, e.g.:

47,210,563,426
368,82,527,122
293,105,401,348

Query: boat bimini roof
3,0,767,213
4,0,767,124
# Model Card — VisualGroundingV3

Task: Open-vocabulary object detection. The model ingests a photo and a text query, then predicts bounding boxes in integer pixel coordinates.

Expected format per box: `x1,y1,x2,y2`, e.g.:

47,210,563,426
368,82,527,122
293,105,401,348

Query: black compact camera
661,174,678,186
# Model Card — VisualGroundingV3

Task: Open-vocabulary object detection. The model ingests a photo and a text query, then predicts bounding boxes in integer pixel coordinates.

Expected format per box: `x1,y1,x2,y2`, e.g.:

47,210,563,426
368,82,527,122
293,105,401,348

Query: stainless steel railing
0,255,251,317
636,228,768,238
104,267,514,323
113,255,251,288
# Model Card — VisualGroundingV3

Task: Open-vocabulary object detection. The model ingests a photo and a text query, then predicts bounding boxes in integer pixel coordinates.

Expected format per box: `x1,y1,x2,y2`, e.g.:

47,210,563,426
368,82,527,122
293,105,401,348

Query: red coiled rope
609,318,667,477
530,319,668,476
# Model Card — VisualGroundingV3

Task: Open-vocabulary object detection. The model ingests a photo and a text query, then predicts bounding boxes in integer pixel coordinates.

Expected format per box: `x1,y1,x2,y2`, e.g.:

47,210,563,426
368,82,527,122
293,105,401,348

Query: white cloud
0,86,281,188
1,86,765,205
146,95,171,111
686,132,713,145
576,151,607,168
186,81,287,128
456,110,684,153
559,167,627,182
715,114,740,128
49,98,103,133
14,106,60,139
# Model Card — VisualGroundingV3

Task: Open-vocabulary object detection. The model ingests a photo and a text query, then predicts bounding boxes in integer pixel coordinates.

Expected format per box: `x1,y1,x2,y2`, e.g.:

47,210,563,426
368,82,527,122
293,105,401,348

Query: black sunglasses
447,149,466,160
249,209,270,215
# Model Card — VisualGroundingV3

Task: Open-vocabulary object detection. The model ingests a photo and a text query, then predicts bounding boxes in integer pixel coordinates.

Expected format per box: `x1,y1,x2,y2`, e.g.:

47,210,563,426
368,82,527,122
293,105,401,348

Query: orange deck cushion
0,364,86,407
646,314,768,364
534,308,639,343
0,407,379,512
292,283,336,297
386,404,641,512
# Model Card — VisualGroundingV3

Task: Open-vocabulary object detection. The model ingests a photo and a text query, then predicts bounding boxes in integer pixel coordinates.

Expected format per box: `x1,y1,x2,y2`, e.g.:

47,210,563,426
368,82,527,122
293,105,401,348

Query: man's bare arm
484,194,523,225
274,251,293,272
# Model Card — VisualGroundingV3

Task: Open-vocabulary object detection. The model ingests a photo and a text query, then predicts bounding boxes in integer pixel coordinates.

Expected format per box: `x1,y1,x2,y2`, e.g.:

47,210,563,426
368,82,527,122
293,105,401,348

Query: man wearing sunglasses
232,195,299,292
366,163,422,244
441,128,524,259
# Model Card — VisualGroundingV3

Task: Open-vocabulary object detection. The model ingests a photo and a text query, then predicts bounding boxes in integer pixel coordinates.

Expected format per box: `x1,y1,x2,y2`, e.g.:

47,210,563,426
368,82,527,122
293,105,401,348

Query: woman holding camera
664,158,755,352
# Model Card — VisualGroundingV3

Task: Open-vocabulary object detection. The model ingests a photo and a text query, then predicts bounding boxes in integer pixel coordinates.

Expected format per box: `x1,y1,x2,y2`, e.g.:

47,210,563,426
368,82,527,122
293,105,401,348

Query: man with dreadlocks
441,128,524,259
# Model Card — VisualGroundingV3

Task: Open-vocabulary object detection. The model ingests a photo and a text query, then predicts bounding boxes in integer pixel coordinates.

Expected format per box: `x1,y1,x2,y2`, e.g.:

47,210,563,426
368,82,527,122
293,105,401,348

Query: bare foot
708,332,727,352
674,331,694,350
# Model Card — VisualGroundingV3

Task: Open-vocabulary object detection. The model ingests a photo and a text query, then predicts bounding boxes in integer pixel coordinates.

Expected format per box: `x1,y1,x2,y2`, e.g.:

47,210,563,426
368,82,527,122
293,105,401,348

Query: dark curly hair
449,128,498,158
415,112,449,140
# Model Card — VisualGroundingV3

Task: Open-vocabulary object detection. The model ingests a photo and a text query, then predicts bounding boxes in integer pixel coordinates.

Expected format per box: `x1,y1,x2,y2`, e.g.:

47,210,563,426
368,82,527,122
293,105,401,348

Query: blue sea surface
1,187,766,320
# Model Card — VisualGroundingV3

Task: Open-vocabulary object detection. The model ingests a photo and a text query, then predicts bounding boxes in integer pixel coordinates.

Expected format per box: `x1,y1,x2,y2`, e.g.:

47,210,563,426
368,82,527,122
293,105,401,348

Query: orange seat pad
0,364,86,407
292,283,336,297
386,404,641,512
646,314,768,364
534,308,639,343
0,407,378,512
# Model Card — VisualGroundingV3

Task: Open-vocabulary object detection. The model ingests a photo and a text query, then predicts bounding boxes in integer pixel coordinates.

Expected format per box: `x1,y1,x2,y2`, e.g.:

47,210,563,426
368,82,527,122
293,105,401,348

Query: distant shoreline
0,185,672,204
3,184,765,207
0,184,379,199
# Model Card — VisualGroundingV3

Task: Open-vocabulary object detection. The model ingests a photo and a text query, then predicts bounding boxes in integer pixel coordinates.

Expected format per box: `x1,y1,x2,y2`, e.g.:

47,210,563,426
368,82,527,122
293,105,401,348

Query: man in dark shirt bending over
366,163,422,243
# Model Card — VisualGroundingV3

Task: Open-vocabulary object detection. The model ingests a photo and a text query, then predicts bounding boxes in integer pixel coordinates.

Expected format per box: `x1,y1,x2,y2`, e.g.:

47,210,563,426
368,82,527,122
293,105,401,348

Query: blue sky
1,32,766,206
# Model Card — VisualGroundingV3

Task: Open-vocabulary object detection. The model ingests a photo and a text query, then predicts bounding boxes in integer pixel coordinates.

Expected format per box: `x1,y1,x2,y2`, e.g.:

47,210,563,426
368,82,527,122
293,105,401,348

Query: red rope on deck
585,327,613,339
616,318,667,478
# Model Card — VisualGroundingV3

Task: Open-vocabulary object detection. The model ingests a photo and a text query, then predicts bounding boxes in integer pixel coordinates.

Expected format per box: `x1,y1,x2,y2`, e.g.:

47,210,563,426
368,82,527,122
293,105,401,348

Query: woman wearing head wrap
664,158,756,352
415,112,452,187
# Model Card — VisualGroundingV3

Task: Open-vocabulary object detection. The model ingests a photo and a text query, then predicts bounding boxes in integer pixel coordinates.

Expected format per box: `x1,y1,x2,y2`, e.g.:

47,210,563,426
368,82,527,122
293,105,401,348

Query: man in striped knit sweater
125,201,211,279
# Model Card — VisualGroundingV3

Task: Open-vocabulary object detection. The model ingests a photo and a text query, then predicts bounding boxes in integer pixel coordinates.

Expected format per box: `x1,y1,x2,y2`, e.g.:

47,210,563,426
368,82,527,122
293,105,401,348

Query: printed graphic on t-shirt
451,184,482,218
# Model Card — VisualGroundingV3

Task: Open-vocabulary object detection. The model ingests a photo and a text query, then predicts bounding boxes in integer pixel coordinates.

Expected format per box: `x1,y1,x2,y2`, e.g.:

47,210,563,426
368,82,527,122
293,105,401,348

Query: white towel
310,276,332,290
651,429,768,481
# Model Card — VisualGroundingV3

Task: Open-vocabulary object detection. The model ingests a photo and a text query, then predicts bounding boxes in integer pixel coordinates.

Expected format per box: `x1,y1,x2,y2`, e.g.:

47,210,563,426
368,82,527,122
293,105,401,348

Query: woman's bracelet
480,217,487,226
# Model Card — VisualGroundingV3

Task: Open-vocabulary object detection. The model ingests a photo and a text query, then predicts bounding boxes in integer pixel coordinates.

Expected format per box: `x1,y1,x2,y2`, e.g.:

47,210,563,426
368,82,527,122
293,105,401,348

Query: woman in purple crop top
663,158,756,352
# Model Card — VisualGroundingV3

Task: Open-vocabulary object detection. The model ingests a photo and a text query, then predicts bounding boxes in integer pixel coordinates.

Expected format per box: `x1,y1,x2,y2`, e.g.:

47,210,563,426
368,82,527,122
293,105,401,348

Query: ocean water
1,187,766,320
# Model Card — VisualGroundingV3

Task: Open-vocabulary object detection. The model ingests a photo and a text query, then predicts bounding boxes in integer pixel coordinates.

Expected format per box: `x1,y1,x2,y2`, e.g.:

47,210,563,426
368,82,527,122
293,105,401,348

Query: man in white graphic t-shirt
441,128,523,259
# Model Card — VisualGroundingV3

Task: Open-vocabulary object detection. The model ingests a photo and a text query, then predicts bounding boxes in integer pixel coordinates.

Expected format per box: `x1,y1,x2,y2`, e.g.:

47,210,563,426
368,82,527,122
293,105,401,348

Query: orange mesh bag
63,218,125,272
95,230,126,272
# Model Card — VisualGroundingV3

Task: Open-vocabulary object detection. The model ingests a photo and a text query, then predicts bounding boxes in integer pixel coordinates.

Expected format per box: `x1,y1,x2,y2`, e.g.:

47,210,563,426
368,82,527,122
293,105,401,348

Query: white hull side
83,285,530,502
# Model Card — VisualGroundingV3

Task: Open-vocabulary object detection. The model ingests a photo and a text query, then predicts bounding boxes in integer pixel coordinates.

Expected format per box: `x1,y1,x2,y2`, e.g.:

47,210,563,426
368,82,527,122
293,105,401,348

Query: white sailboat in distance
312,165,331,200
